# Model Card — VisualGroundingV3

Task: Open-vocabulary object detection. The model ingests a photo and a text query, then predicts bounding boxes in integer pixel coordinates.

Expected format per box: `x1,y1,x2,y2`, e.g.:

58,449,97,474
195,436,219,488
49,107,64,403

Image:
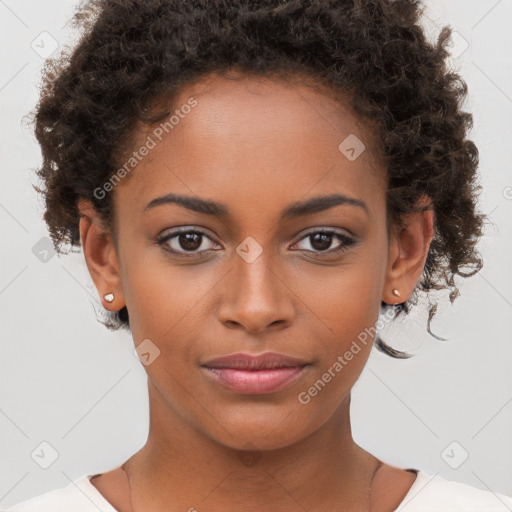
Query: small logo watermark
338,134,366,161
31,31,59,59
31,441,59,469
236,236,263,264
134,338,161,366
32,236,56,263
441,441,469,469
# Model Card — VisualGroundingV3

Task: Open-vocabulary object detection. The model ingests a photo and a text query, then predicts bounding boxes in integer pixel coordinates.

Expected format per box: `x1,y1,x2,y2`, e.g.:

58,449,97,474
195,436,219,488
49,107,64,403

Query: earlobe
382,230,404,305
383,197,434,305
78,198,125,310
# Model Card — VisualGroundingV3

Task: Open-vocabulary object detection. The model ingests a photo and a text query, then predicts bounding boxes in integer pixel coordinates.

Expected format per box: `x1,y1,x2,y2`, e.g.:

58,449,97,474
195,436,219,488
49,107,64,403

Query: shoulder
397,469,512,512
1,474,116,512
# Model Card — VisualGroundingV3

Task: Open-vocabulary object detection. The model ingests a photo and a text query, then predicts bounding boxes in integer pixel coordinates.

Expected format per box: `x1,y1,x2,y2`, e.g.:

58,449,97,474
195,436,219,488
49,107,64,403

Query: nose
217,249,295,334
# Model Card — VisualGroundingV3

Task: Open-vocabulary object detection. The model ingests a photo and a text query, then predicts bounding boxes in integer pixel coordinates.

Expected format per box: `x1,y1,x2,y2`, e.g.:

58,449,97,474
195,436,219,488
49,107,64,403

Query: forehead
113,72,387,224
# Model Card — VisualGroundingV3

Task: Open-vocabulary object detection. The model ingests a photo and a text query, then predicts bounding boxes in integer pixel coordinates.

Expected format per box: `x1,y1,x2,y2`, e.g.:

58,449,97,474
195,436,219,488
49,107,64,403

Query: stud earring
392,289,400,297
103,293,115,303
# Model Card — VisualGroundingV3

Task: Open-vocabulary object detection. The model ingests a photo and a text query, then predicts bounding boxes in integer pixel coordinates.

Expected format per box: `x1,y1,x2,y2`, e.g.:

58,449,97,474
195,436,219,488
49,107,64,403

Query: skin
78,71,434,512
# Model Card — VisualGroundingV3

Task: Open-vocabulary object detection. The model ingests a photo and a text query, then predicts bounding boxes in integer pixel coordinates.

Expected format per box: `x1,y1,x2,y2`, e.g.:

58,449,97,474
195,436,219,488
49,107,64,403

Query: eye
291,229,356,256
156,228,220,257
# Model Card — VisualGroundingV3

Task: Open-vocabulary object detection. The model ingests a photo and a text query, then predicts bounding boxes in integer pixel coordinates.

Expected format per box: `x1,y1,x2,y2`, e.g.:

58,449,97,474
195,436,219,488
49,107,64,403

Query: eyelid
292,226,353,244
157,225,219,242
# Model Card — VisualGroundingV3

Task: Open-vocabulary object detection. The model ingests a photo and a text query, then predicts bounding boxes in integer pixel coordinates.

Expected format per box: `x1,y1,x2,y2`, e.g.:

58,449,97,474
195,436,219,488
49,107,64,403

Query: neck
122,381,381,512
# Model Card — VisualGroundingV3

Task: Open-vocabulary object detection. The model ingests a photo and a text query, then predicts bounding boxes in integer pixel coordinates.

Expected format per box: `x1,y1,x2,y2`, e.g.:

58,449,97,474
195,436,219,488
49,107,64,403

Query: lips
202,352,308,370
201,352,310,394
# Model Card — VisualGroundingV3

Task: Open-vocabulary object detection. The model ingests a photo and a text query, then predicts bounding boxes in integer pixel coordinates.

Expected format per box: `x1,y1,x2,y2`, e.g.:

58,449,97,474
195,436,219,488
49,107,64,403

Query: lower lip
202,366,308,394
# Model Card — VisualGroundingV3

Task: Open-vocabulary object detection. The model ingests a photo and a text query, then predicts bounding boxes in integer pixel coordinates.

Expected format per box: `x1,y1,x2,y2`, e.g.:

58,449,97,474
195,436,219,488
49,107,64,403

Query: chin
199,404,322,453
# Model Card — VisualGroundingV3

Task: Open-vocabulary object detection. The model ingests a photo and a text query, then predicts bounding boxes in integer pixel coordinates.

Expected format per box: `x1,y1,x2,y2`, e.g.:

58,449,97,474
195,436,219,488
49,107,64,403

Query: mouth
200,352,310,394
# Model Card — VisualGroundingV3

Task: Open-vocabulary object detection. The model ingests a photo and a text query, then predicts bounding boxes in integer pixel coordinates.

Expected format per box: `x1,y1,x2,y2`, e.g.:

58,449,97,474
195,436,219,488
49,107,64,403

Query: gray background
1,0,511,508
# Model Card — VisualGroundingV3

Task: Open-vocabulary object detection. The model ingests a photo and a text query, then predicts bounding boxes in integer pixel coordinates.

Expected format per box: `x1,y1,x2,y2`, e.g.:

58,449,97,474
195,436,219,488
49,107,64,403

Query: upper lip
201,352,309,370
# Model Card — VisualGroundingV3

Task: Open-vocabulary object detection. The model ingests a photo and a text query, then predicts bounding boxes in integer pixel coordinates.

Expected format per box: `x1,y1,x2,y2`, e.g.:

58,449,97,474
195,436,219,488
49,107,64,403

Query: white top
3,468,512,512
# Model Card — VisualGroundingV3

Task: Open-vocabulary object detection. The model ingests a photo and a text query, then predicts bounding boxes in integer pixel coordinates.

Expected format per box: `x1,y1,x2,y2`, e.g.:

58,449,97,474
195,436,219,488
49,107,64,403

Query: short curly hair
26,0,486,358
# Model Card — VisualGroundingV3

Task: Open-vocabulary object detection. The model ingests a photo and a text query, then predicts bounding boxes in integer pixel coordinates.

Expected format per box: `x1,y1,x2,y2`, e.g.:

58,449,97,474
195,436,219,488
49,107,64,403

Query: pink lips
201,352,309,394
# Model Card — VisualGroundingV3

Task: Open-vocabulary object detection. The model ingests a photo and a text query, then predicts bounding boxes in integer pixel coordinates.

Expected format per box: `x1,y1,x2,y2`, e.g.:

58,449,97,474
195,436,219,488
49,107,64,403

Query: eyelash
155,227,356,259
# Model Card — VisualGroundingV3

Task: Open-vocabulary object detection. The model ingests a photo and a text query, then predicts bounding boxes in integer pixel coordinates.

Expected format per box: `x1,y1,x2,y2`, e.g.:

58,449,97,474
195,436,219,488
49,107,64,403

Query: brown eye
292,229,355,255
309,232,334,251
156,228,219,257
178,232,202,251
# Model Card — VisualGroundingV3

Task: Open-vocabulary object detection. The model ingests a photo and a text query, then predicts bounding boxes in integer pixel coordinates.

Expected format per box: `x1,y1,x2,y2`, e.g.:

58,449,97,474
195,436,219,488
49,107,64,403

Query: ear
382,195,435,305
78,198,125,311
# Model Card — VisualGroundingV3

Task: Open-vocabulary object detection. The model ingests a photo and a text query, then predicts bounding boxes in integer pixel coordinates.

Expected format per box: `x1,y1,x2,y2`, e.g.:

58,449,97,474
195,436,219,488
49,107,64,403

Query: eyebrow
143,192,369,220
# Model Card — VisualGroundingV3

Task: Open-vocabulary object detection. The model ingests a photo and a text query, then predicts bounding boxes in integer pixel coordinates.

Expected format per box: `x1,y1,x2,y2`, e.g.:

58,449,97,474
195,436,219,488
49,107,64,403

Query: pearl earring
103,293,115,303
392,289,400,297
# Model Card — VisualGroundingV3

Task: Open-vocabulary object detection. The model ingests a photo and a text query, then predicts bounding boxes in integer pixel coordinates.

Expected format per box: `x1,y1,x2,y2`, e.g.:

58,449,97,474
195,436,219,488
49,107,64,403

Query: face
80,71,432,451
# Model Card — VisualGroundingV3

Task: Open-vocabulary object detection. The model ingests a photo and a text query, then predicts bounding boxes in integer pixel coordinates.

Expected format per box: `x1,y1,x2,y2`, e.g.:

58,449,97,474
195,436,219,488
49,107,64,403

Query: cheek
302,243,387,380
120,251,217,359
295,269,380,417
301,258,384,343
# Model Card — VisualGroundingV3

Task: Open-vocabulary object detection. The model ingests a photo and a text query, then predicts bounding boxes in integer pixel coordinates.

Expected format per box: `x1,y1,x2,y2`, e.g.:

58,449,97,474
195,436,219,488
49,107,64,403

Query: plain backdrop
1,0,511,508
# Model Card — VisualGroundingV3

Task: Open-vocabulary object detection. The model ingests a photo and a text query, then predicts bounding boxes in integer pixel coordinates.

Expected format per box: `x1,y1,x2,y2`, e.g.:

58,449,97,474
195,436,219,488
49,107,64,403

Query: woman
6,0,512,510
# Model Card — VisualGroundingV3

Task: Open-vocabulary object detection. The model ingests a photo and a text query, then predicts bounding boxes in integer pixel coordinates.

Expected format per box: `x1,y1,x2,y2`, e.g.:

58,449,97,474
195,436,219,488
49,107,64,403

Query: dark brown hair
26,0,486,357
